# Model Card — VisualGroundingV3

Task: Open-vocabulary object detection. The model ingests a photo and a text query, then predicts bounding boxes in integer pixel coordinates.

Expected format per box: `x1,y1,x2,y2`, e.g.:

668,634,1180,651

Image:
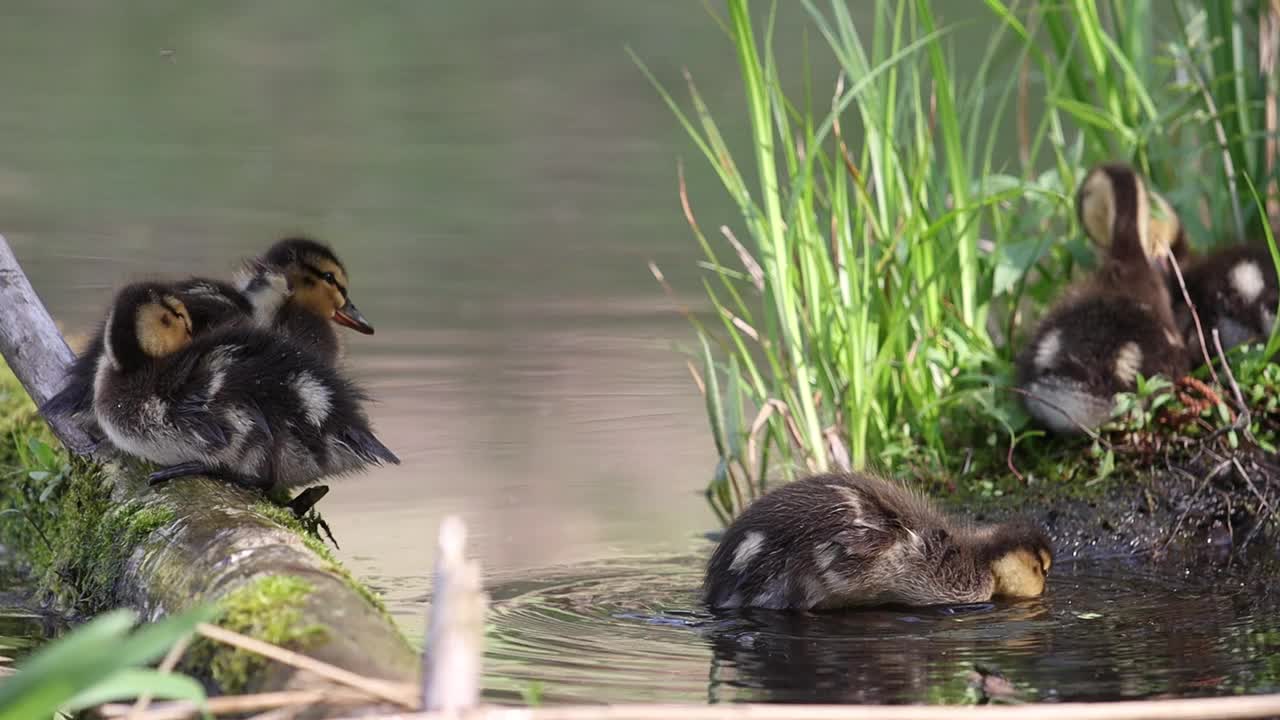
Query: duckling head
1147,188,1190,266
1076,163,1187,270
984,520,1053,599
263,236,375,335
104,282,193,372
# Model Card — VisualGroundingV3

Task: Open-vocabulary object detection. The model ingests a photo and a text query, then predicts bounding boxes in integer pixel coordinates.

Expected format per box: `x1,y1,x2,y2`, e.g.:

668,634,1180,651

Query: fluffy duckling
1080,182,1191,279
43,273,290,446
241,237,375,363
703,473,1053,610
1086,184,1278,353
1016,163,1188,433
1179,244,1278,352
92,282,399,490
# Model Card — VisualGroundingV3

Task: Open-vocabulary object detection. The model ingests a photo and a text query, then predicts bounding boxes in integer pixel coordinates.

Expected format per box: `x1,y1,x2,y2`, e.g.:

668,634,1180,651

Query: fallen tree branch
0,234,95,453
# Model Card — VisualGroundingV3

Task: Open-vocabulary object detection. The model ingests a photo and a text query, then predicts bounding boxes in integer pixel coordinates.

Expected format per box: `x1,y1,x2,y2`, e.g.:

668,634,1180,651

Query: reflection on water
0,609,48,678
484,556,1280,705
0,562,60,677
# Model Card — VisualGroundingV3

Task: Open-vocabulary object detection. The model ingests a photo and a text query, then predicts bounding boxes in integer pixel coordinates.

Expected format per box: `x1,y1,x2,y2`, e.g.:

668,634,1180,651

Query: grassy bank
646,0,1280,522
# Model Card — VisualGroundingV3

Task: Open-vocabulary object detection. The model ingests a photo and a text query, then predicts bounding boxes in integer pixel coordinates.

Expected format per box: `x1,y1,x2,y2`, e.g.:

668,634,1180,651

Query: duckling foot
285,485,330,516
284,486,340,549
310,514,339,550
147,461,212,486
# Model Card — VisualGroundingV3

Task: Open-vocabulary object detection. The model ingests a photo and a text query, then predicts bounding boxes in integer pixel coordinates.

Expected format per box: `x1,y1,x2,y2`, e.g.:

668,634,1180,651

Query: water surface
483,556,1280,704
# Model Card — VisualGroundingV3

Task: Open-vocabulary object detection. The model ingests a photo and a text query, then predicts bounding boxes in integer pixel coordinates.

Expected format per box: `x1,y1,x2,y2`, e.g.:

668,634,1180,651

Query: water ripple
483,556,1280,705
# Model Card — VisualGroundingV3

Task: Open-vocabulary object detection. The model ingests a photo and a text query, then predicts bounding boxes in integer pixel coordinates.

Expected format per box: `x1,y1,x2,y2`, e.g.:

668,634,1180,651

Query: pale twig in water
196,623,418,708
125,633,193,720
99,689,375,720
324,691,1280,719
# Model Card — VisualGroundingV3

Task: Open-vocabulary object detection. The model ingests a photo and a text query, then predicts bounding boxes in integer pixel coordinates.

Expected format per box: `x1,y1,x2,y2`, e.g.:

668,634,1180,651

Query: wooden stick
0,233,96,454
196,623,418,708
328,693,1280,720
125,633,193,720
421,515,487,712
99,689,374,720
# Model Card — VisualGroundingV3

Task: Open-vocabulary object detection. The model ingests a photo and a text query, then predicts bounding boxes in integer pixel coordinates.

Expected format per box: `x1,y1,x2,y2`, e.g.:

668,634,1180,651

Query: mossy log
0,234,419,716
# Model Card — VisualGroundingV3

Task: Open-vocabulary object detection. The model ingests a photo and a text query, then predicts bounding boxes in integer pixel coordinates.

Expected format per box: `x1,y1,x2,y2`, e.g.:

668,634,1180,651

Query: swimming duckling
1016,163,1188,433
241,237,375,363
92,281,399,490
703,472,1053,610
1178,243,1278,352
42,273,290,448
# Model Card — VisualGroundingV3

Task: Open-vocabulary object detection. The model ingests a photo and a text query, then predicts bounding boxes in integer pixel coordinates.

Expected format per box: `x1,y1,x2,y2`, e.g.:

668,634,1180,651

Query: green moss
185,575,326,693
251,501,391,616
0,366,176,613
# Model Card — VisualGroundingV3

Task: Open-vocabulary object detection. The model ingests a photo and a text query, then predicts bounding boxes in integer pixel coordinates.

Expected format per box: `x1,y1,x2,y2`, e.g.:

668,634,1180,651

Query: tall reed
641,0,1280,522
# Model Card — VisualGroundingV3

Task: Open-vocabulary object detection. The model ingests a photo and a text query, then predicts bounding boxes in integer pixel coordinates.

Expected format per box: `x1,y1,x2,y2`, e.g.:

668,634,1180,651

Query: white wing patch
1230,261,1265,303
292,371,332,427
730,530,766,572
1034,329,1062,371
1113,341,1143,385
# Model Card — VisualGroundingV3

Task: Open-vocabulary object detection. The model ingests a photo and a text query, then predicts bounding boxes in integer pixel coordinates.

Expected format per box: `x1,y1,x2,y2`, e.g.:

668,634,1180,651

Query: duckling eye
161,315,172,328
321,271,337,285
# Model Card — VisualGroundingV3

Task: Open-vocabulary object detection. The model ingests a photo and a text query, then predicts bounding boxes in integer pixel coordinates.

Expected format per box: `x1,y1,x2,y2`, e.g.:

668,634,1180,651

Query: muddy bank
956,448,1280,574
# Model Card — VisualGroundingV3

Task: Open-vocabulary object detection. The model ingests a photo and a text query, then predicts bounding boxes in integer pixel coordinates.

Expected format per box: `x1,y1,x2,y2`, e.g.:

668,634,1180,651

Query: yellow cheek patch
135,299,193,358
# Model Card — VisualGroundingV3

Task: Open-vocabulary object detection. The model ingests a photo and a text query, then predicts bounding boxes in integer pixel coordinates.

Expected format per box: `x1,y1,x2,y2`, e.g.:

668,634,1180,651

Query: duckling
703,472,1053,610
92,281,399,491
42,272,290,448
1083,183,1278,354
1016,163,1188,433
1080,181,1192,279
1179,244,1278,352
242,237,375,363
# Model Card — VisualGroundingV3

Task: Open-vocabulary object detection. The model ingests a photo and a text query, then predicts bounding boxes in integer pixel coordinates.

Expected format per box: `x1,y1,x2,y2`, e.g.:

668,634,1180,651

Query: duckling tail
341,427,401,466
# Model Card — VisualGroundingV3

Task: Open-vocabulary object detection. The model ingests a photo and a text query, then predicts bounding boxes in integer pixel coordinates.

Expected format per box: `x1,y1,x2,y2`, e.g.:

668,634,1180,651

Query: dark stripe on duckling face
301,260,349,300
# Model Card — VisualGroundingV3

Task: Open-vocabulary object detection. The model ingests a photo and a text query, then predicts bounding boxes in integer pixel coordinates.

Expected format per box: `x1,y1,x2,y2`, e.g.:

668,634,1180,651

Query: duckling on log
242,237,375,363
92,282,399,491
43,272,289,448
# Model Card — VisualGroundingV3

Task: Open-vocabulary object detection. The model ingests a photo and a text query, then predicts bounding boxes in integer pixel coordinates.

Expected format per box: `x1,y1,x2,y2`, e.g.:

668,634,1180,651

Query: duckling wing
157,351,234,451
175,278,255,334
333,426,400,465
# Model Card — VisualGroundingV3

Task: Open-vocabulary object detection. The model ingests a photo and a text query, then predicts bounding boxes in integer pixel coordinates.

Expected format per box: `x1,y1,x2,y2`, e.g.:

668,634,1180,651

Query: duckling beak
334,299,375,335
